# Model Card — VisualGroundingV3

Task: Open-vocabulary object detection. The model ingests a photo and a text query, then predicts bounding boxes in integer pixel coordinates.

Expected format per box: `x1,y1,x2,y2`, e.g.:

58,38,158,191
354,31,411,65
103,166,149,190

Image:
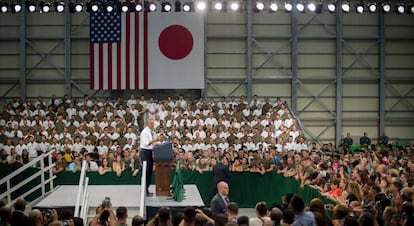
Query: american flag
89,0,148,90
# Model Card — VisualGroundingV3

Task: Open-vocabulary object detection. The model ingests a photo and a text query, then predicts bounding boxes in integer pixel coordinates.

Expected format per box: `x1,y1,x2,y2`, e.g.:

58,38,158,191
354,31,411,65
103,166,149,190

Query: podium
153,142,174,196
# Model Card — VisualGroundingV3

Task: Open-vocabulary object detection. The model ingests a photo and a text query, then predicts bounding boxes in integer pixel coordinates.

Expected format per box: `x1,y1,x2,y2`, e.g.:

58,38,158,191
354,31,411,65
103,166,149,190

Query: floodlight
196,1,206,10
182,1,194,11
54,1,65,12
12,3,22,13
103,1,115,12
327,2,336,13
381,1,390,13
269,1,278,12
135,2,143,11
40,1,51,13
368,2,376,13
255,1,264,11
1,2,9,13
120,1,131,12
341,1,350,13
161,1,172,12
146,1,157,11
214,1,223,11
26,1,37,12
230,1,239,11
355,2,364,14
296,2,305,13
284,2,293,12
408,3,414,14
396,3,405,14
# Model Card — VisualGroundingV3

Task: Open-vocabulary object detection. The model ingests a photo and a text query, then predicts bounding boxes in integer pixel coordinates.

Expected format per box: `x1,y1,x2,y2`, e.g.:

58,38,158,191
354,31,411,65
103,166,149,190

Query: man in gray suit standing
210,181,230,216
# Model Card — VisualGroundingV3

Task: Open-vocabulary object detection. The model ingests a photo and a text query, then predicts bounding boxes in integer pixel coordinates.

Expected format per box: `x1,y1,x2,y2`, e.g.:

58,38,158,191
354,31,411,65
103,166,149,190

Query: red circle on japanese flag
158,25,193,60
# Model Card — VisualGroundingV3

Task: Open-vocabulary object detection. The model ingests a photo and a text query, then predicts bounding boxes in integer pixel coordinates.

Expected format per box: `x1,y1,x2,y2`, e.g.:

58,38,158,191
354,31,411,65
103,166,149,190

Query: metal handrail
80,177,89,225
74,160,87,217
0,149,56,204
139,161,147,219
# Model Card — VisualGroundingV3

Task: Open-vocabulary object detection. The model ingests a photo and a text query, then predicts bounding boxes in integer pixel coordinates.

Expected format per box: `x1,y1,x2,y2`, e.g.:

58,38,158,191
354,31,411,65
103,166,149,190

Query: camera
42,209,52,218
103,197,110,208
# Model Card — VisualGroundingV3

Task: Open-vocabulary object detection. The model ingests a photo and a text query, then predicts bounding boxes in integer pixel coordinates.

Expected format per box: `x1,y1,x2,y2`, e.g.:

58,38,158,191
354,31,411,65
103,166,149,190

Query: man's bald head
29,209,43,226
217,181,229,196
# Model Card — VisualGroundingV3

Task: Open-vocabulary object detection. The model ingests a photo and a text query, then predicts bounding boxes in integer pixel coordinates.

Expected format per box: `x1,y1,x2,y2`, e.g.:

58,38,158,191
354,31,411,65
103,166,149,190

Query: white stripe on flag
121,13,127,89
130,13,136,89
102,43,108,89
112,43,117,89
94,46,99,89
138,13,145,89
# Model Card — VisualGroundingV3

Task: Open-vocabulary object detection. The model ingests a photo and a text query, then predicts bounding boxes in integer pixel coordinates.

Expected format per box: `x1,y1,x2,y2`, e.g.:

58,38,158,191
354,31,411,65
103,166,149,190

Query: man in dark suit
10,198,31,226
210,181,230,216
212,156,231,189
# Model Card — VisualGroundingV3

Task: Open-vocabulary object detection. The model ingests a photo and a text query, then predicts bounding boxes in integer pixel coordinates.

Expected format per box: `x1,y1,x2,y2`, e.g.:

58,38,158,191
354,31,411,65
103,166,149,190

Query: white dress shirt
140,127,154,150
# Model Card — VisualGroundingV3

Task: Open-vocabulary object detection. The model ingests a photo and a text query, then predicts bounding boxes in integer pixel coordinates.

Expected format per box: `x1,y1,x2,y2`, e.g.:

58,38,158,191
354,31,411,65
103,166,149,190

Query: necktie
224,196,230,205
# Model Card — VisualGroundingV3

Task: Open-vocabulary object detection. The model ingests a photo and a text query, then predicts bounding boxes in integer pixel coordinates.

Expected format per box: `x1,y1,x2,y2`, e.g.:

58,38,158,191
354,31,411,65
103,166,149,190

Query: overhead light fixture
12,3,22,13
26,1,37,12
284,1,293,12
103,1,116,12
69,2,83,13
368,2,376,13
307,2,316,12
86,1,99,12
296,1,305,13
408,3,414,14
40,1,51,13
54,1,65,12
135,1,143,11
306,1,322,13
120,1,131,12
161,1,172,12
213,1,223,11
146,1,157,11
0,2,9,13
381,1,390,13
255,0,264,12
355,2,364,14
229,1,239,11
327,1,336,13
182,1,194,12
341,1,350,13
196,1,206,11
396,3,405,14
269,1,278,12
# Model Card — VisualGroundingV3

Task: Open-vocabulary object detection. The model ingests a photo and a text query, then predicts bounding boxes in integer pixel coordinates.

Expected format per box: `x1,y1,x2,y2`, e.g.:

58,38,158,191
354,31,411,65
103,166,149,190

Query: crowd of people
0,94,414,226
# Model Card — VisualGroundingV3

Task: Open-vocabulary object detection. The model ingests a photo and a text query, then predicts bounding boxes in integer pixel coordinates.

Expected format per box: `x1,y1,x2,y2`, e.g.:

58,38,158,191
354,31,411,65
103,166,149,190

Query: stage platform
33,184,204,221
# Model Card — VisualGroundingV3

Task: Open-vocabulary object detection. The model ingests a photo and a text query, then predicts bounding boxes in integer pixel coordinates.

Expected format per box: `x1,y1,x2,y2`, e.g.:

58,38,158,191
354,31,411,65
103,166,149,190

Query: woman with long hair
112,154,125,177
99,158,112,175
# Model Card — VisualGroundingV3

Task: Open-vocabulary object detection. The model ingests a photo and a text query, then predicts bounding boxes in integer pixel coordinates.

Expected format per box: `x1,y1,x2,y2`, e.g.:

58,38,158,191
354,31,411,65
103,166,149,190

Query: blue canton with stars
90,0,121,43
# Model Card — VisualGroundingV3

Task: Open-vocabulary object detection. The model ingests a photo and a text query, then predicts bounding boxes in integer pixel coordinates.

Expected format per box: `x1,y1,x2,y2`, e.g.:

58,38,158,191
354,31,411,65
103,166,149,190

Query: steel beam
379,9,385,137
246,0,253,103
202,12,208,99
290,10,297,113
65,0,72,98
20,1,27,101
335,1,343,147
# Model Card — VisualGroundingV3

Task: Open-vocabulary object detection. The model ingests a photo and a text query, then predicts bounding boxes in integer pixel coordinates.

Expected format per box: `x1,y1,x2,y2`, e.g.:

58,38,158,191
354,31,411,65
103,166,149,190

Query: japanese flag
146,12,205,89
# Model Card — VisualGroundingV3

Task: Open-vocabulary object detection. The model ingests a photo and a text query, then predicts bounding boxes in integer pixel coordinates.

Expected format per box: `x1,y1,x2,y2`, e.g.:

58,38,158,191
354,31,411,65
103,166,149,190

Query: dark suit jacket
210,193,227,216
10,210,31,226
212,162,231,188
